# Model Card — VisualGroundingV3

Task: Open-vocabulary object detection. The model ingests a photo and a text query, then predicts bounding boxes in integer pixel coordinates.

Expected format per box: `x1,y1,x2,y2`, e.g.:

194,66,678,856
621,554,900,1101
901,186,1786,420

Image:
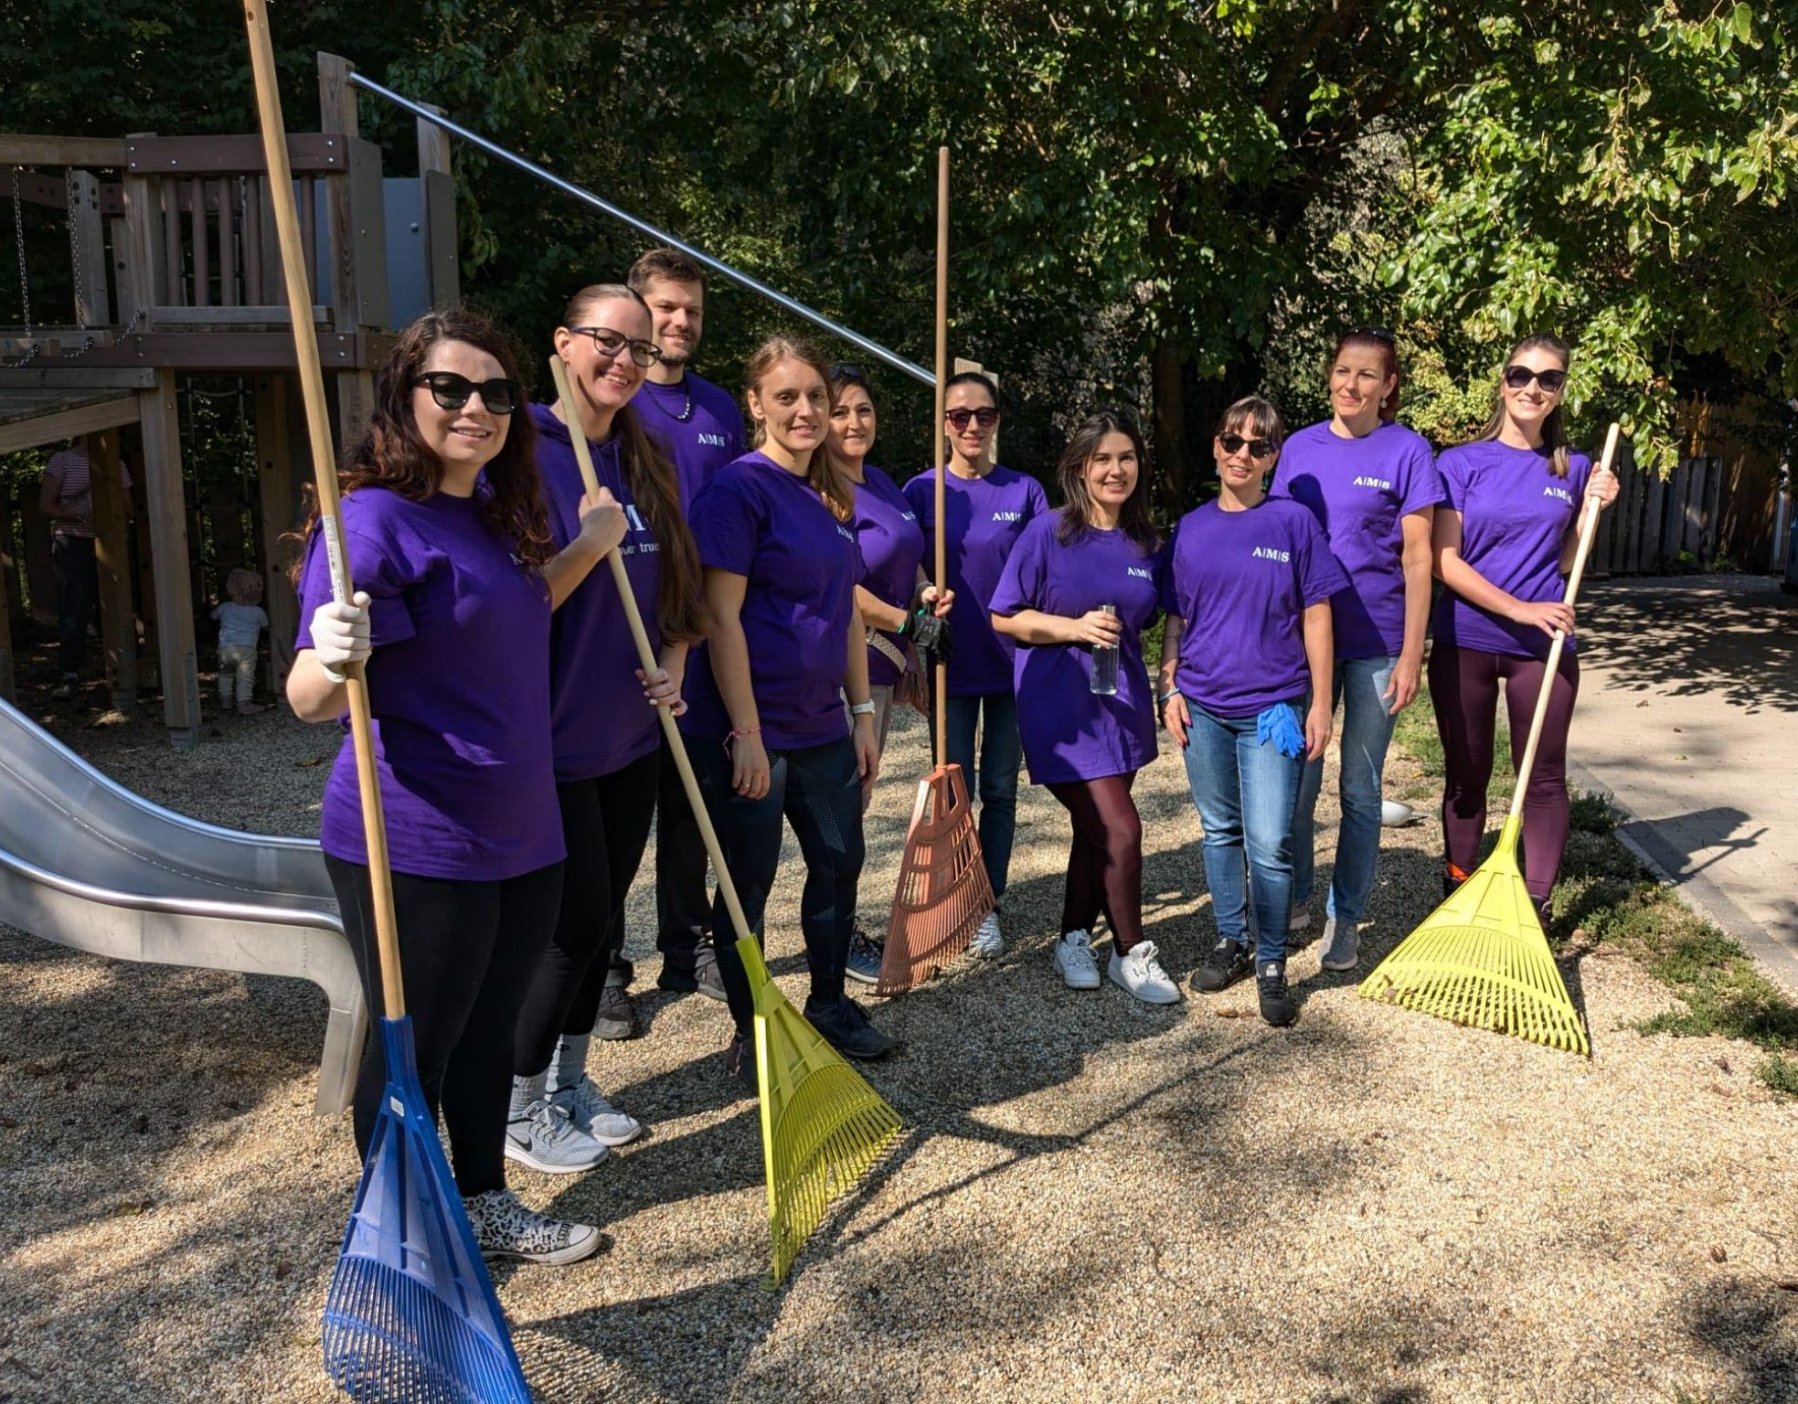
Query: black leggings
1046,773,1144,952
1429,641,1580,902
512,750,660,1075
326,856,563,1196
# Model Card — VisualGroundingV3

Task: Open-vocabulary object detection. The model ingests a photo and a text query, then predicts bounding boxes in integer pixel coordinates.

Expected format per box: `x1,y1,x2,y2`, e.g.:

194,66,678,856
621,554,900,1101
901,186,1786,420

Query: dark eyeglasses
1352,325,1398,345
413,372,520,415
830,364,868,383
946,407,1000,431
1218,432,1277,459
1503,365,1568,392
565,326,662,368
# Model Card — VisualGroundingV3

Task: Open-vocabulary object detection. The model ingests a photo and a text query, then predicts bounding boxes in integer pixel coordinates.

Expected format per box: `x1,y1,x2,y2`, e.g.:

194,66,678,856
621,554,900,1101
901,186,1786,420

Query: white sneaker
462,1188,603,1266
549,1076,643,1147
1052,930,1101,990
1108,939,1181,1004
504,1099,609,1175
1289,908,1311,933
969,911,1004,959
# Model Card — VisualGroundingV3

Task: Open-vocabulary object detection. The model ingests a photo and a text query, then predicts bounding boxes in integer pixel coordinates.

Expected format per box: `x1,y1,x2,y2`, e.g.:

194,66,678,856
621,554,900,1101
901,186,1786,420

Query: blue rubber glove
1256,701,1306,759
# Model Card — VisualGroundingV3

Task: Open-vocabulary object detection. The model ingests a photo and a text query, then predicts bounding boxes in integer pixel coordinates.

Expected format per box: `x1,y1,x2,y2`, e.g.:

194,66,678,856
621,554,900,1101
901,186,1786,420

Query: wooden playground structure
0,55,457,744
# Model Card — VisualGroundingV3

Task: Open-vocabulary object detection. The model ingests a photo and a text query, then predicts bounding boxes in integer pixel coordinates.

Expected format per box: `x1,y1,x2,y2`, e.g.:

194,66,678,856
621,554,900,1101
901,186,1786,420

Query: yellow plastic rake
1360,422,1623,1057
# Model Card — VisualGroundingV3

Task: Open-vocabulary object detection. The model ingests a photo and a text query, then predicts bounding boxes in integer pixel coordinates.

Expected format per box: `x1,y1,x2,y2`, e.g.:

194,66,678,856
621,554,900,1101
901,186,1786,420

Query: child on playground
212,567,269,714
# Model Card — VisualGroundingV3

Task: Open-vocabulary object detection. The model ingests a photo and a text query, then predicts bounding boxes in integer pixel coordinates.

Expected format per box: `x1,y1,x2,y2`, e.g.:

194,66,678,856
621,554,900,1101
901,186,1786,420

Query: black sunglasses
830,363,868,383
1351,325,1398,345
413,372,520,415
946,406,1000,430
1218,432,1277,459
565,326,662,368
1503,365,1568,392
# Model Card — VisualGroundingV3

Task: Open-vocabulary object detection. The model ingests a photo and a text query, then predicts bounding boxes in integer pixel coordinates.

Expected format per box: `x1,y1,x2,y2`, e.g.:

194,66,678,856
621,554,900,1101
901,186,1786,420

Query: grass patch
1394,676,1798,1095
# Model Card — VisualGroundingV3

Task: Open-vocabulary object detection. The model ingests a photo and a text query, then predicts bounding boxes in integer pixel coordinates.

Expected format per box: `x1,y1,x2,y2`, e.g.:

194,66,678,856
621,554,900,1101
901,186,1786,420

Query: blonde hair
743,336,854,522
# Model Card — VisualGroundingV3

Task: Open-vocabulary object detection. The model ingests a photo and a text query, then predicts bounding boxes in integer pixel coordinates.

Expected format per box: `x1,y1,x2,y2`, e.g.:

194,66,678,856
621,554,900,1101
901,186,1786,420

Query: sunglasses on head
565,325,662,368
1503,365,1568,392
413,372,520,415
1218,432,1277,459
1352,325,1398,345
830,363,868,383
946,406,999,431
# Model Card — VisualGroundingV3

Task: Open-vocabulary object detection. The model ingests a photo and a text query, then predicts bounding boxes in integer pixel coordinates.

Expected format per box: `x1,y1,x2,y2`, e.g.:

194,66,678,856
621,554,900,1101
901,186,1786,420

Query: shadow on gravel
1676,1272,1798,1403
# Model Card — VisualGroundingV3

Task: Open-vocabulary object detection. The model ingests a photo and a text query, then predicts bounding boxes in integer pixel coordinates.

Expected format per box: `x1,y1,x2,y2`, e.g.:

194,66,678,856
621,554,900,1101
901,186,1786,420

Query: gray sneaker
504,1098,609,1175
462,1188,603,1265
694,944,727,1002
1319,917,1361,971
550,1076,644,1147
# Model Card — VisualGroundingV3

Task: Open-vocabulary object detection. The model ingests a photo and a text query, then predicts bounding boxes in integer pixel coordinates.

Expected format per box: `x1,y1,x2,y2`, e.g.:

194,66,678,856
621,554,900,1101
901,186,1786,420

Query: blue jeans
1293,655,1399,926
1180,702,1306,965
944,691,1021,904
694,736,865,1039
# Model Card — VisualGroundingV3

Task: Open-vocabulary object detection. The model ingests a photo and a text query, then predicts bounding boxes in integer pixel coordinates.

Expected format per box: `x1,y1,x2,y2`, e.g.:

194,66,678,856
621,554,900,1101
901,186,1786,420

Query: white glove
310,592,372,683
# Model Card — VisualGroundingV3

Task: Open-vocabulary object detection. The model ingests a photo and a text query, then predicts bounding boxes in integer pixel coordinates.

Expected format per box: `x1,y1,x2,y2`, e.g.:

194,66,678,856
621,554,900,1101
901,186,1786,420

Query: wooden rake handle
1510,421,1623,803
931,146,949,769
245,1,407,1021
546,356,754,945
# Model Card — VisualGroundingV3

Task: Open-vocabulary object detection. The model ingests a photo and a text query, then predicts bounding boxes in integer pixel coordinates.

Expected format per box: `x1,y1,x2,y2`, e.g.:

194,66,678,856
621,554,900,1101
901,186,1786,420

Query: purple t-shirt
903,465,1048,697
683,452,860,750
1433,440,1594,660
530,403,664,782
295,486,563,881
853,465,926,688
1271,419,1441,660
637,370,744,513
989,514,1164,784
1160,498,1349,718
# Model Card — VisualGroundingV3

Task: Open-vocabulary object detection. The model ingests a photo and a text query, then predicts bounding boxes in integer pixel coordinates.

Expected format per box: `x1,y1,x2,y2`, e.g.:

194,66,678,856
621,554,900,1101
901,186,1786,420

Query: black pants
654,734,715,975
326,855,563,1196
693,735,865,1039
512,750,660,1074
51,533,97,676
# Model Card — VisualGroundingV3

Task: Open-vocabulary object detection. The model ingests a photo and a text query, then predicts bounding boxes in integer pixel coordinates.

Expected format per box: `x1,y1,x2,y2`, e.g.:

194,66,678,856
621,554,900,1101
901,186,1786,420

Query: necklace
648,375,693,424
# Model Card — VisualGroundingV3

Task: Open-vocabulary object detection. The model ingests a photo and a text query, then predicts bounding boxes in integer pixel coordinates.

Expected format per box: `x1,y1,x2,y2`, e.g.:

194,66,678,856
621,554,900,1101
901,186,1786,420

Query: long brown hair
1479,331,1573,479
744,335,854,522
289,309,551,581
1054,411,1158,552
560,284,707,644
1332,328,1401,423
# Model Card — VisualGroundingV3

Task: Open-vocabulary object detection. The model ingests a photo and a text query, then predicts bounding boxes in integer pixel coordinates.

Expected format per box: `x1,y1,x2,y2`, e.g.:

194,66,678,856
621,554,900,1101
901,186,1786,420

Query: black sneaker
1256,960,1297,1027
725,1032,758,1092
1191,937,1254,993
803,995,894,1060
592,984,636,1041
845,928,884,985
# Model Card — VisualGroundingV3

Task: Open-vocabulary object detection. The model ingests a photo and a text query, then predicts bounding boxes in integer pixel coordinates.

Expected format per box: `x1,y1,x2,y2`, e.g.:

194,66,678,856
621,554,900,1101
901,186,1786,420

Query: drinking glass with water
1090,603,1119,696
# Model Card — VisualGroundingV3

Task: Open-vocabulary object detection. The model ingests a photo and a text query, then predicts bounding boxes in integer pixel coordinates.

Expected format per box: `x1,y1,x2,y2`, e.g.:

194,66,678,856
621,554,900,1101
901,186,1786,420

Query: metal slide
0,697,363,1115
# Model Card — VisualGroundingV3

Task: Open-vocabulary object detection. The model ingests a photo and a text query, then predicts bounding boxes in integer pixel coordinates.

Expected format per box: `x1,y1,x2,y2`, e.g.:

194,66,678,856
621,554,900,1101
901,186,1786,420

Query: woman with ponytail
1272,328,1441,971
684,336,891,1085
504,284,708,1175
1429,333,1618,930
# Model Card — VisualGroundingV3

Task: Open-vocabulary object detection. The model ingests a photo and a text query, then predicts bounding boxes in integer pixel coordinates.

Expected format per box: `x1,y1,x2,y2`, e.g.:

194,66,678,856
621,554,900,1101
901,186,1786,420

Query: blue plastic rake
321,1020,530,1403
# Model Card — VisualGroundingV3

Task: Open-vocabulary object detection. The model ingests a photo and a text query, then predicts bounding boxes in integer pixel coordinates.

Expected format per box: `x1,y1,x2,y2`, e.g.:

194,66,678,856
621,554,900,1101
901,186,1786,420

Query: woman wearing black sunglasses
1428,332,1619,929
903,370,1047,959
504,283,710,1174
287,308,627,1265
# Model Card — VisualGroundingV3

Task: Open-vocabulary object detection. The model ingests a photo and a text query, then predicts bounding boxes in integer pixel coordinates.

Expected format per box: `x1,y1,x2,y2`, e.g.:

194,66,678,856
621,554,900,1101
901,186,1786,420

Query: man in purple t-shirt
624,248,747,1006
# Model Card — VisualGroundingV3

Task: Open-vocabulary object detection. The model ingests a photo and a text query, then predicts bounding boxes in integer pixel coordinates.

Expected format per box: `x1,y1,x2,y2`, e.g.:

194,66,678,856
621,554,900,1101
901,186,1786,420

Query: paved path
1570,573,1798,991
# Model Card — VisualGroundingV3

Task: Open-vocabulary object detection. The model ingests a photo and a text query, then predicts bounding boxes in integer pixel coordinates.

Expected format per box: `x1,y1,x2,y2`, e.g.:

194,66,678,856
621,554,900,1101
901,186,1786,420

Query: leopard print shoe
462,1189,603,1266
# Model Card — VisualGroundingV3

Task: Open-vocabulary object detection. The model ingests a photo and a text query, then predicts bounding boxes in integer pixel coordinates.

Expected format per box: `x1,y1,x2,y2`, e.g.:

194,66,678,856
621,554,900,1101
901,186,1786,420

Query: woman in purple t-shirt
684,337,890,1084
904,371,1048,960
505,283,707,1175
1272,329,1441,972
288,309,627,1265
1429,333,1619,926
1158,398,1347,1027
827,364,952,985
991,412,1176,1005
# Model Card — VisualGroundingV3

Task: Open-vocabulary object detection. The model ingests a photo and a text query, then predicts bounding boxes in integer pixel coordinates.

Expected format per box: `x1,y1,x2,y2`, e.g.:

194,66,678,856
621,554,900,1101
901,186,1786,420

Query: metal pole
346,70,933,388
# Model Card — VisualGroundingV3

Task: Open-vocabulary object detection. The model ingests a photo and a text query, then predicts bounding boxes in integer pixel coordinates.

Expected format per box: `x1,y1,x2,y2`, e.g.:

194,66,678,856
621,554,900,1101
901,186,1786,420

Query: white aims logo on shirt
1127,566,1153,580
1352,475,1393,491
697,432,730,448
992,510,1022,522
836,524,857,544
625,505,648,533
1543,485,1574,504
1251,546,1292,563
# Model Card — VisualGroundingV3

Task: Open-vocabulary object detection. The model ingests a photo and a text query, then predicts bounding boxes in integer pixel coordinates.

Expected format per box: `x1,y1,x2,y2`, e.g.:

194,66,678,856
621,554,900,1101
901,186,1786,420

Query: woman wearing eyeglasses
288,309,626,1264
1429,333,1619,928
1270,328,1441,972
502,284,709,1176
903,371,1048,958
826,365,953,984
1158,398,1347,1026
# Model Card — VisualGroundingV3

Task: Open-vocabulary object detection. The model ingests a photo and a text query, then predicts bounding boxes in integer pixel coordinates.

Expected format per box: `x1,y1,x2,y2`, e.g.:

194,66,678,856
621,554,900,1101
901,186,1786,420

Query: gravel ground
2,692,1796,1403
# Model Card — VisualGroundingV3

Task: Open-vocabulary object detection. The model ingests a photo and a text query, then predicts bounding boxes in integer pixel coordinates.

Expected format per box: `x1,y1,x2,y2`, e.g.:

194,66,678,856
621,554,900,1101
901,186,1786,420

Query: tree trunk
1152,339,1188,516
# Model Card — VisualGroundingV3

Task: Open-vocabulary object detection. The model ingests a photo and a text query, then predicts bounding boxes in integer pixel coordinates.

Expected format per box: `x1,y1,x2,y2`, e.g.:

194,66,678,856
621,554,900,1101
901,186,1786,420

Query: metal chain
11,167,33,360
65,168,86,330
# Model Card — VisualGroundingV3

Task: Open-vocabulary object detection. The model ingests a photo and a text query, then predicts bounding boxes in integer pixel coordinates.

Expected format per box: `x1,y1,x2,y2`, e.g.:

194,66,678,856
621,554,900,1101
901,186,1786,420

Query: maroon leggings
1429,642,1580,902
1045,772,1144,952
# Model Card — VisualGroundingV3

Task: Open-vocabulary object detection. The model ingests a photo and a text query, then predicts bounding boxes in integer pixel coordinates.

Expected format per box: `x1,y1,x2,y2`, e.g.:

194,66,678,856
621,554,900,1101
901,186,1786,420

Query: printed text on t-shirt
1251,546,1292,562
